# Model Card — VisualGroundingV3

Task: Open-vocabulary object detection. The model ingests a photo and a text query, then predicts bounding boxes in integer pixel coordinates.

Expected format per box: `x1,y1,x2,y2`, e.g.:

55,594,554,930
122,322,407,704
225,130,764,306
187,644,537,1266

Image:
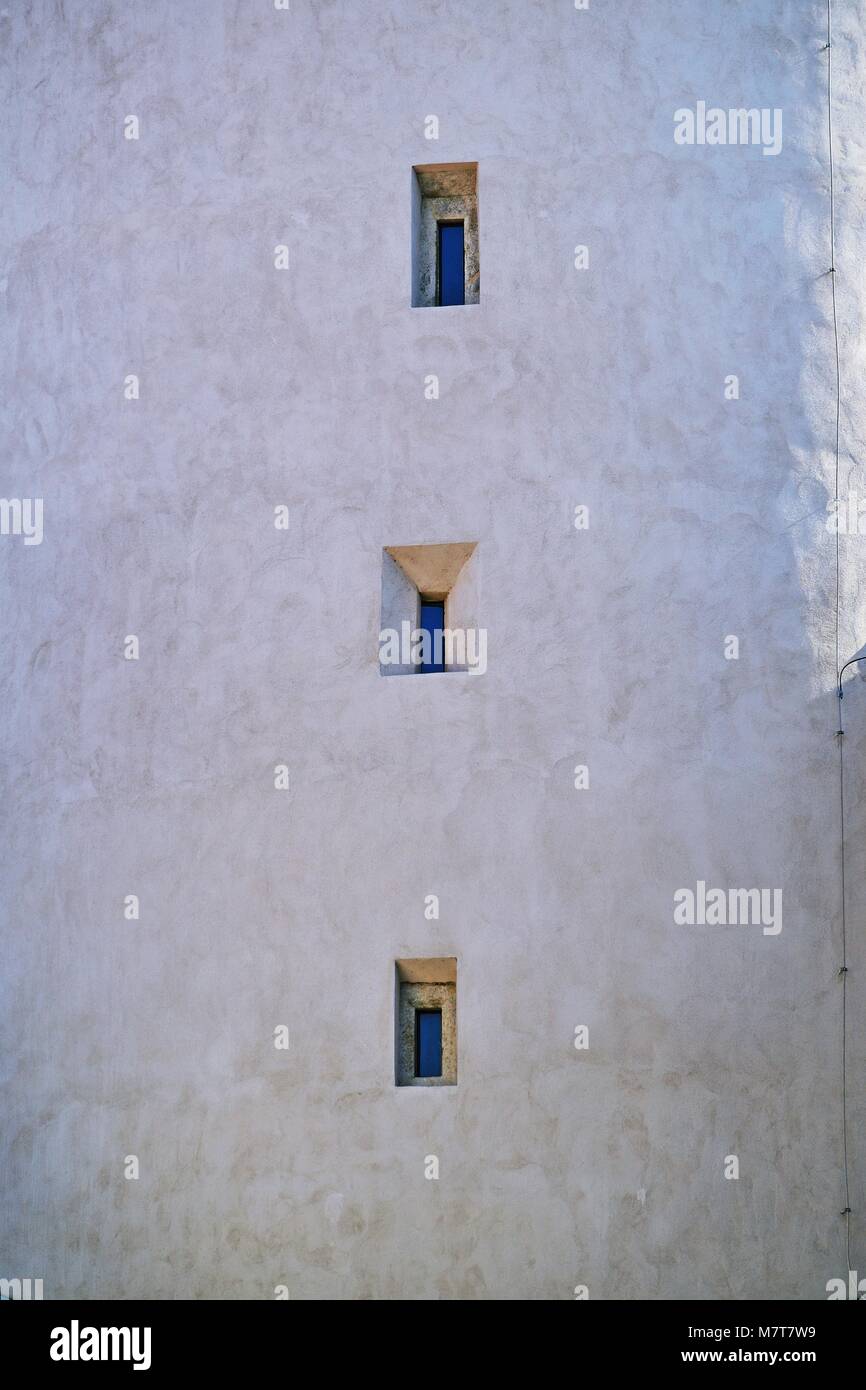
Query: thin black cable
838,655,866,697
827,0,852,1277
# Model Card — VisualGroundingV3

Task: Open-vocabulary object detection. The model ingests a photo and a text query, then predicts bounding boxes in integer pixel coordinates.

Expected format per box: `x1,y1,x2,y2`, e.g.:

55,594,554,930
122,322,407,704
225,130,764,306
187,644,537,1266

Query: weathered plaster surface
1,0,865,1300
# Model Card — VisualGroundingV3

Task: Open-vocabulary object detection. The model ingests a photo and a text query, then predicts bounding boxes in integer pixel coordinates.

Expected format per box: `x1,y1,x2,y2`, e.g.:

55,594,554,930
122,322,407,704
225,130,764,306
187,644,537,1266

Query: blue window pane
438,222,464,306
415,1010,442,1078
419,599,445,673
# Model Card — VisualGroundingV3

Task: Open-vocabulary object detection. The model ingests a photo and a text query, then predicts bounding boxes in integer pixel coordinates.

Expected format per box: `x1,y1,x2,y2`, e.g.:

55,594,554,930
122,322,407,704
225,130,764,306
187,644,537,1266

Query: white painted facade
1,0,865,1299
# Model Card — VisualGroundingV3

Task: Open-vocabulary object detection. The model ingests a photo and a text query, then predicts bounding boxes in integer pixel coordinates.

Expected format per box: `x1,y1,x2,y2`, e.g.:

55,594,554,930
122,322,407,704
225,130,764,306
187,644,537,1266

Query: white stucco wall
1,0,864,1300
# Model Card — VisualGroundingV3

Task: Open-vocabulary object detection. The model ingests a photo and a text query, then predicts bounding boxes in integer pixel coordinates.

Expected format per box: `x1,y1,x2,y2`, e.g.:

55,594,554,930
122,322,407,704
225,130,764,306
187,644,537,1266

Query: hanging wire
826,0,852,1277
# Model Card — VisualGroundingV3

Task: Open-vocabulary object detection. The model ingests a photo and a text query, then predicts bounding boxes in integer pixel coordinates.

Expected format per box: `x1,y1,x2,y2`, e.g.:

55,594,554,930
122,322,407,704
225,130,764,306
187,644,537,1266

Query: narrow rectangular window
395,959,456,1086
419,598,445,673
437,222,465,306
415,1009,443,1078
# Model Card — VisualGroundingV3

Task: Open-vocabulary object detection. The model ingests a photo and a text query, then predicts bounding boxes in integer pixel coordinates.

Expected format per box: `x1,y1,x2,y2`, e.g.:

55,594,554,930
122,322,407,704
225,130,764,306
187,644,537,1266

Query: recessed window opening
411,163,478,308
380,542,479,677
437,222,465,306
415,1009,442,1077
395,958,457,1086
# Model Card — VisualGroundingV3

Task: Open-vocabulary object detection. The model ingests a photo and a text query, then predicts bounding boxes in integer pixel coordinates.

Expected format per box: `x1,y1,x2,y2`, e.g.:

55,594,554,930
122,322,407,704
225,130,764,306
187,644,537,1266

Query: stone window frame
395,959,458,1087
411,163,479,308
